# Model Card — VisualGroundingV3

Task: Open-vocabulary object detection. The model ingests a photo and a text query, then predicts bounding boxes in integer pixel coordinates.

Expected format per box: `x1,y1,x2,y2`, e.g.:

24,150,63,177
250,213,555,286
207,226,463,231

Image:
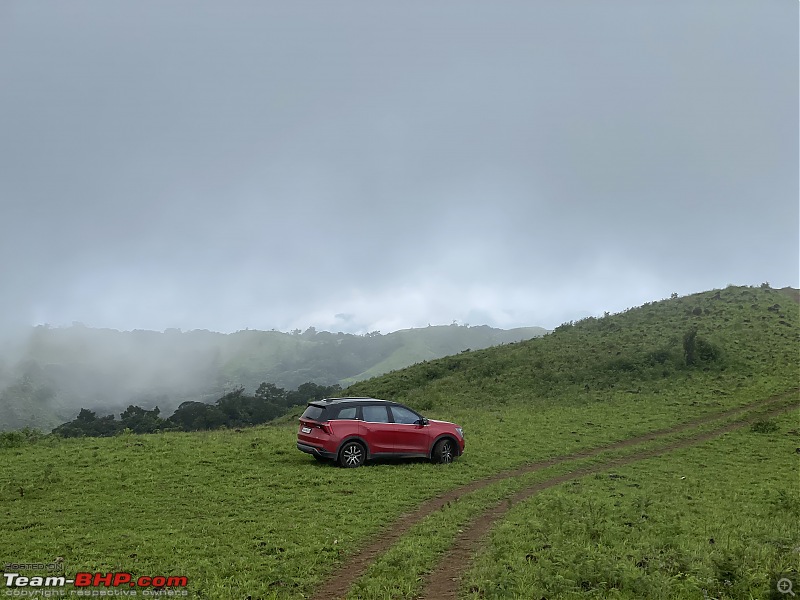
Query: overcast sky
1,1,797,336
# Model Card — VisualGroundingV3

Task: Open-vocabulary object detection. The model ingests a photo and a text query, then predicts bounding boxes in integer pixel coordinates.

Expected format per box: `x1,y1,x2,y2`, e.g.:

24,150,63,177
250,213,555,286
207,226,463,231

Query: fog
0,1,797,338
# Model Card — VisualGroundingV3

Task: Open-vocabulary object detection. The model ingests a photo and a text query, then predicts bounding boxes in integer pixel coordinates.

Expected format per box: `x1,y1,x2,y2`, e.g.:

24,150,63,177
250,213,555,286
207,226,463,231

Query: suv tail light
300,419,332,435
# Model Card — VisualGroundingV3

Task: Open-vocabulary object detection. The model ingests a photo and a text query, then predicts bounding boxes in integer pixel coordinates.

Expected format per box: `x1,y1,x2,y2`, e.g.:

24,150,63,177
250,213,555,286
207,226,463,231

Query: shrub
0,427,43,448
751,419,779,434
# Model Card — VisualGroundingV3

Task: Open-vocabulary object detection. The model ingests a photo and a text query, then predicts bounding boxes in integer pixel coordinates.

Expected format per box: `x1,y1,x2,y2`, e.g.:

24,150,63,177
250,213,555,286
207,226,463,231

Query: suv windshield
391,405,420,424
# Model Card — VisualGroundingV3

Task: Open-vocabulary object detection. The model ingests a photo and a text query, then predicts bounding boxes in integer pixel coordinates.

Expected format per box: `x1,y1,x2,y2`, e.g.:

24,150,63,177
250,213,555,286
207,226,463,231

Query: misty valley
0,323,546,433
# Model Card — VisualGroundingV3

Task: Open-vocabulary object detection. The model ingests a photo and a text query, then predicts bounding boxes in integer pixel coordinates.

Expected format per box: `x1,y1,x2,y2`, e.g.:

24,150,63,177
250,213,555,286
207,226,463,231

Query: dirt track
310,389,799,600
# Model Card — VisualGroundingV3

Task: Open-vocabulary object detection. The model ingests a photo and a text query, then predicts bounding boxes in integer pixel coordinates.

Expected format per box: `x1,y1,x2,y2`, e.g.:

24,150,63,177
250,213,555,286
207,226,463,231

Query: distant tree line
52,381,341,437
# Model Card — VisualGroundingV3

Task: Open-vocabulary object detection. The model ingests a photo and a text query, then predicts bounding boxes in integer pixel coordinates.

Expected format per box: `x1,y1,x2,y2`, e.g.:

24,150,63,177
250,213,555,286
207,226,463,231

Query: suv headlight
455,427,463,439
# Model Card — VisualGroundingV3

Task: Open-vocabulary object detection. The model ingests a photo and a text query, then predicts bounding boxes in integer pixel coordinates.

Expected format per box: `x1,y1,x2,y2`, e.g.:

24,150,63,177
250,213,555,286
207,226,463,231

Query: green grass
342,396,799,599
1,426,472,598
463,409,800,600
2,388,795,598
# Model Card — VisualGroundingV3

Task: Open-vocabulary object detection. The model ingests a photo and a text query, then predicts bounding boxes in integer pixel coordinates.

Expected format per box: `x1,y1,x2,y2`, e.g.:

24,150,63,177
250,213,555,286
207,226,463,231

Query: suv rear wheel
339,441,366,468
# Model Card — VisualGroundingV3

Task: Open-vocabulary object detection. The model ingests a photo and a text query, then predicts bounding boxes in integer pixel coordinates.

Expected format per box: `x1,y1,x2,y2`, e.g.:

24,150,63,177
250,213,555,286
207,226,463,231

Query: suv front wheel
339,441,366,468
432,438,455,464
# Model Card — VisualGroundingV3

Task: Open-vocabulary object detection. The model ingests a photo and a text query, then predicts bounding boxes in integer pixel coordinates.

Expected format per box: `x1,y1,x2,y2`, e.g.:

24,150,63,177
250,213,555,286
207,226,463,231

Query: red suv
296,397,465,468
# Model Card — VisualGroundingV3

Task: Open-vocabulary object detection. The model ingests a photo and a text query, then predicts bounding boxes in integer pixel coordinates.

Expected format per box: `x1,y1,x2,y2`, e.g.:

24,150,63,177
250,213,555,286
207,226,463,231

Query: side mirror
417,418,429,426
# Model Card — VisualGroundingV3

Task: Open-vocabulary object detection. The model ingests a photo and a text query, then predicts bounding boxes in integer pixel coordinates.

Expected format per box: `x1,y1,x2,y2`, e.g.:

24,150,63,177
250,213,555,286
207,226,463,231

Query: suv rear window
301,405,327,421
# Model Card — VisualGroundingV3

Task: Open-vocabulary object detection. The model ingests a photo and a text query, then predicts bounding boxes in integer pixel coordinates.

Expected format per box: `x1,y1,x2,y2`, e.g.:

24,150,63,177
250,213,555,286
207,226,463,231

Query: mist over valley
0,322,546,431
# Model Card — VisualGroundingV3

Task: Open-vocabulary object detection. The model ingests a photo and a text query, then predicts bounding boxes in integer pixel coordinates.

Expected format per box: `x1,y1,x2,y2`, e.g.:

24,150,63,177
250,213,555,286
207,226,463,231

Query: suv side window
391,405,421,425
335,406,358,420
361,405,390,423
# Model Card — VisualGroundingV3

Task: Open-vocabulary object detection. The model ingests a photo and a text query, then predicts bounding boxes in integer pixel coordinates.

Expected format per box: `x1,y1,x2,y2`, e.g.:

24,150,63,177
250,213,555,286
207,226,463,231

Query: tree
287,382,341,406
76,408,97,422
255,382,288,405
168,401,225,431
683,326,698,365
683,326,721,367
53,408,120,437
119,405,163,434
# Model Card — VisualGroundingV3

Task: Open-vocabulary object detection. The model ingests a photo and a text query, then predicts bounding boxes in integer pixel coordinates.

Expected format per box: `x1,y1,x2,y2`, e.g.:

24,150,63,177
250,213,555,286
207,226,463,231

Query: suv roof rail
318,396,379,403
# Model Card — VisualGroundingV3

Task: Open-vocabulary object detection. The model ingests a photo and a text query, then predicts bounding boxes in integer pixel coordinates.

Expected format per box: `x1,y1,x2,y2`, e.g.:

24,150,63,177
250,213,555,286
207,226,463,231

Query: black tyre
338,441,366,468
432,438,455,464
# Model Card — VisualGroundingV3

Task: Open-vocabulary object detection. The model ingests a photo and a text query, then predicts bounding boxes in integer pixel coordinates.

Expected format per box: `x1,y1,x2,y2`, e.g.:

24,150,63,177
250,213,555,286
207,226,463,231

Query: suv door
389,405,430,455
359,404,394,455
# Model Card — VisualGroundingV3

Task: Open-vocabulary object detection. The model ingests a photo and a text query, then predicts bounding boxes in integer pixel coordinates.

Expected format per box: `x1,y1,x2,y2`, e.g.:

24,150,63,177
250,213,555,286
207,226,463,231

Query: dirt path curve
311,389,798,600
418,391,800,600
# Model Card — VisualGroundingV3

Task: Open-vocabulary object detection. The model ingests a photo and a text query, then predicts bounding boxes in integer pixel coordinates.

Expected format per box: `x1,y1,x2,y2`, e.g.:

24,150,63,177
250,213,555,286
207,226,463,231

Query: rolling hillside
345,285,798,410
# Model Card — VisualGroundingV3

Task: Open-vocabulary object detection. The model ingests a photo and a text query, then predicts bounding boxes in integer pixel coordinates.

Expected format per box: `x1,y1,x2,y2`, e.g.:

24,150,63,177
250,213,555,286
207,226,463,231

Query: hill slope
345,285,798,410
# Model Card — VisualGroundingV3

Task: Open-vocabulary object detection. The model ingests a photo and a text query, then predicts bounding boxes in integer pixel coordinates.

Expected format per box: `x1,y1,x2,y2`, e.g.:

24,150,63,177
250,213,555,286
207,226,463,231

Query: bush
751,419,779,434
0,427,44,448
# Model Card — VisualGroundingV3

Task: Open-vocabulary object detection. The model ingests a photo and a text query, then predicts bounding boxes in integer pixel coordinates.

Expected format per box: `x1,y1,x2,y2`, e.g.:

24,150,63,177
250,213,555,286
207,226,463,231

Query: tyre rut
310,389,798,600
417,391,799,600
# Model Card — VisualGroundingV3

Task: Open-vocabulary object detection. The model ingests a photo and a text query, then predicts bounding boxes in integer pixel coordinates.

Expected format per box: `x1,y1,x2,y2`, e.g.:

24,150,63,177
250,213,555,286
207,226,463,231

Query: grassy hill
338,325,543,385
345,285,798,411
1,285,797,599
